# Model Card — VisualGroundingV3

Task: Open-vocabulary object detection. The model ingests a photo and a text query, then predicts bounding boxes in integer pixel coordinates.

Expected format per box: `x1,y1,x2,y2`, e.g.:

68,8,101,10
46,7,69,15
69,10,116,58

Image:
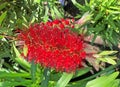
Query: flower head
18,19,86,73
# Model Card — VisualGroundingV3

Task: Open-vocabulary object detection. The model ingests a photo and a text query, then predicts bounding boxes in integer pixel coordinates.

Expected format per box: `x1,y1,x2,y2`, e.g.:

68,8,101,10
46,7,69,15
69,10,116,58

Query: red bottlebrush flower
53,19,60,24
18,19,86,73
59,23,65,29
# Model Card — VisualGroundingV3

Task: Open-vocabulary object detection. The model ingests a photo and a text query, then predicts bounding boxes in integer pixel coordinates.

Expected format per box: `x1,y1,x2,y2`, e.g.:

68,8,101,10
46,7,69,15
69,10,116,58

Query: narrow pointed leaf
55,72,73,87
86,72,119,87
0,11,7,25
73,67,92,79
13,44,30,71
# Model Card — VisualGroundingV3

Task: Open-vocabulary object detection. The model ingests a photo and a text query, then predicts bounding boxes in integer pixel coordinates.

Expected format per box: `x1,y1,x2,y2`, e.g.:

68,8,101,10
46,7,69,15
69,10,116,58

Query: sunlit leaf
23,44,28,57
98,51,118,56
13,43,30,71
53,6,63,18
97,57,117,65
0,11,7,25
43,6,49,22
86,72,119,87
55,72,74,87
0,71,30,78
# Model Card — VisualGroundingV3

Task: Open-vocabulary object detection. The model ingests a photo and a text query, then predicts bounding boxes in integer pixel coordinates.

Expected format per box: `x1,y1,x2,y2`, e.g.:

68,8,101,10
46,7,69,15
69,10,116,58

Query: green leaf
91,33,98,44
98,51,118,56
50,73,61,81
50,8,56,19
0,80,31,87
41,68,51,87
67,80,88,87
73,67,92,79
67,67,92,87
0,35,4,39
110,79,120,87
109,6,120,10
0,11,7,25
34,0,41,3
30,14,36,24
97,57,117,65
53,6,63,18
55,72,74,87
0,71,30,78
86,72,119,87
13,43,30,71
0,2,8,10
23,44,28,57
43,6,49,22
94,12,103,21
31,61,37,82
71,0,85,10
89,0,95,6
